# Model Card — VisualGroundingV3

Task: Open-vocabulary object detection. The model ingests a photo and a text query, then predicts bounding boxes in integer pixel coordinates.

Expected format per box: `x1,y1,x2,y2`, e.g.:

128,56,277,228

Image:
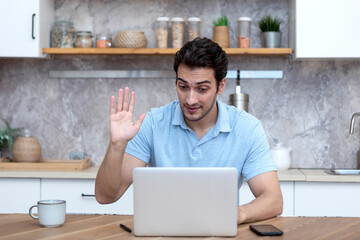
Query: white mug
29,200,66,227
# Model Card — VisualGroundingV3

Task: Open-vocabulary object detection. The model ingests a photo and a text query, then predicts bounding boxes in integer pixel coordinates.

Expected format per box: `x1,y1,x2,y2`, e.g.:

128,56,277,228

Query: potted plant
213,16,230,48
0,119,22,158
258,15,282,48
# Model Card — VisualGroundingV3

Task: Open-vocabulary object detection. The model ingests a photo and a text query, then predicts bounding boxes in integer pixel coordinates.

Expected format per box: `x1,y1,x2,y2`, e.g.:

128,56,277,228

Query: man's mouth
186,105,201,113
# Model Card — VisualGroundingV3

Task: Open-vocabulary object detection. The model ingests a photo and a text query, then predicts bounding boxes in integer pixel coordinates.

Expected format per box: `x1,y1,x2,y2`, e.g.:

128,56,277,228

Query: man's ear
217,78,226,95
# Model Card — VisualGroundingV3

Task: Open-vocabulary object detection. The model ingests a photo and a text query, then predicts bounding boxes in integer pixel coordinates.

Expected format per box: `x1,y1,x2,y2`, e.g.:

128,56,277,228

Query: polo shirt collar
172,99,231,133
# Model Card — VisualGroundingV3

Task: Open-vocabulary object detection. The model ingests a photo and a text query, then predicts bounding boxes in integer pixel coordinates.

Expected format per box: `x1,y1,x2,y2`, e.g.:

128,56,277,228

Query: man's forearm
237,191,283,224
95,141,127,204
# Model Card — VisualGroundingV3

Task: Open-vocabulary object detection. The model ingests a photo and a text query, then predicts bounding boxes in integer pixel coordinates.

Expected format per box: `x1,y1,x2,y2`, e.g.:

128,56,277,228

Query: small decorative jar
96,34,112,48
50,19,76,48
187,17,201,41
237,17,251,48
75,31,93,48
156,17,169,48
171,17,185,48
12,129,42,163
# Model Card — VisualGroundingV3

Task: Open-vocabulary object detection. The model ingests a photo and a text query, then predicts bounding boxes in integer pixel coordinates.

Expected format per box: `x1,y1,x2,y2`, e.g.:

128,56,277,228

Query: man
95,37,283,224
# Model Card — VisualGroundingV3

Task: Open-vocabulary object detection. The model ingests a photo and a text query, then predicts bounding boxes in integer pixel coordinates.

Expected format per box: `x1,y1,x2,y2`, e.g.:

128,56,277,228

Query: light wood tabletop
0,214,359,240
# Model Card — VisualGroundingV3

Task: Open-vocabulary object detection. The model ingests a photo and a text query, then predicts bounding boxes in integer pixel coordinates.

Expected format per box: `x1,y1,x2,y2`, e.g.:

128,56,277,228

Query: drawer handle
31,13,36,39
81,193,95,197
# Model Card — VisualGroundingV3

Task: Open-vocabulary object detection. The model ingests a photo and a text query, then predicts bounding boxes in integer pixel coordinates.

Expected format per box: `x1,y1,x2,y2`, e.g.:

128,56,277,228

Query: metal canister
230,93,249,112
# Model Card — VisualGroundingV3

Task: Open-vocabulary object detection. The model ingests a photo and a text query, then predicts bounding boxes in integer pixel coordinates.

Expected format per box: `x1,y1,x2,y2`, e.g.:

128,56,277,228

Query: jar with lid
96,34,112,48
171,17,185,48
50,19,76,48
156,17,169,48
187,17,201,41
12,129,42,163
75,31,93,48
237,17,251,48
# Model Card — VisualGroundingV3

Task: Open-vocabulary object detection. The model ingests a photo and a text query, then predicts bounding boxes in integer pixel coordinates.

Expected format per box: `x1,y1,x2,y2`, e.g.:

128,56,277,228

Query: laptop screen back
133,167,238,237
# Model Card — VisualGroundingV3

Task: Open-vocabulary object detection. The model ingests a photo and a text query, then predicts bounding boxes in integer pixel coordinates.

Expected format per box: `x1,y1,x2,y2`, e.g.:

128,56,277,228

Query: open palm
109,88,145,144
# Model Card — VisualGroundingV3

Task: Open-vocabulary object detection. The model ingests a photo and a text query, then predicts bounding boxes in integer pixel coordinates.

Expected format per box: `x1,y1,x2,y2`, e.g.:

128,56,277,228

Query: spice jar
50,20,76,48
75,31,93,48
156,17,169,48
171,17,184,48
237,17,251,48
187,17,201,41
96,34,112,48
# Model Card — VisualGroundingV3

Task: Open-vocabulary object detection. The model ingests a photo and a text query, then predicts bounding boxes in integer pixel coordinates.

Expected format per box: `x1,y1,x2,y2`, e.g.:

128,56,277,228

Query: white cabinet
0,178,40,213
239,182,294,216
0,0,54,57
290,0,360,58
294,182,360,217
41,179,133,215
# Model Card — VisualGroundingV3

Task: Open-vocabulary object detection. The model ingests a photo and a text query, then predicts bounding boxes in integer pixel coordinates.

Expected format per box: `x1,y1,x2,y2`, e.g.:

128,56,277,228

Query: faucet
349,112,360,134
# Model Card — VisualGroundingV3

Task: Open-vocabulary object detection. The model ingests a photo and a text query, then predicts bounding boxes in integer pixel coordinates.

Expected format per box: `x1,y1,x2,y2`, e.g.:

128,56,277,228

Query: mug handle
29,205,38,219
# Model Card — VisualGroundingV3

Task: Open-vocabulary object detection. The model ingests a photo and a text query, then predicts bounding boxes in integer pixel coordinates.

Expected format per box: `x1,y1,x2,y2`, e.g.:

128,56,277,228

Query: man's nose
186,90,198,105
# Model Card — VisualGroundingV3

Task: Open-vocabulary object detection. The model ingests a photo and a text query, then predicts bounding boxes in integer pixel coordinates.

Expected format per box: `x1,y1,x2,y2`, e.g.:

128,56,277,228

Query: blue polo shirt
125,100,276,186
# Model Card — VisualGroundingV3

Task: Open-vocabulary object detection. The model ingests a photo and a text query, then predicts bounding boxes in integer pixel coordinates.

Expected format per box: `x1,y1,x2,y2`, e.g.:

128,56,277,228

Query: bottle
75,31,93,48
237,17,251,48
187,17,201,41
156,17,169,48
12,129,42,163
50,19,76,48
171,17,185,48
96,34,112,48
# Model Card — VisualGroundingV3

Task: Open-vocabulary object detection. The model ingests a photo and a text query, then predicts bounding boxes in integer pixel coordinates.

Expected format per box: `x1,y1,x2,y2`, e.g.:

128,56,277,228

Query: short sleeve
125,113,153,164
242,122,276,181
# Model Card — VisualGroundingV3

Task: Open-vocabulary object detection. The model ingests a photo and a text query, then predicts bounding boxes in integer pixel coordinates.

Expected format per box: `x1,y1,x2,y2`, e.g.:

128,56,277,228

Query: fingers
129,91,135,113
135,113,146,130
117,88,124,112
123,87,130,111
115,87,135,113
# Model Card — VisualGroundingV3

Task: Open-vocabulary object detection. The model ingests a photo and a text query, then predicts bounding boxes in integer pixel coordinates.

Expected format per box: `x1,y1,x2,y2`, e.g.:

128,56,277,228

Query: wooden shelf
42,48,292,56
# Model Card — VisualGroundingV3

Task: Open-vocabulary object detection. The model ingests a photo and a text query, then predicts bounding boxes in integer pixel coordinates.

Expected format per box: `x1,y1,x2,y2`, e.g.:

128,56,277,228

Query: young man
95,38,283,224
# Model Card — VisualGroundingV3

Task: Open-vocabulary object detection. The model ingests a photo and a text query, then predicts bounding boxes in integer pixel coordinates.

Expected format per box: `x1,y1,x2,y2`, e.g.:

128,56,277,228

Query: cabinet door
0,178,40,213
294,182,360,217
239,182,294,216
292,0,360,58
41,179,133,215
0,0,54,57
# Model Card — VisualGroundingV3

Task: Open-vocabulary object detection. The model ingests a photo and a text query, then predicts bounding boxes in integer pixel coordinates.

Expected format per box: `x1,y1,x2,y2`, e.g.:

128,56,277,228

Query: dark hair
173,37,228,90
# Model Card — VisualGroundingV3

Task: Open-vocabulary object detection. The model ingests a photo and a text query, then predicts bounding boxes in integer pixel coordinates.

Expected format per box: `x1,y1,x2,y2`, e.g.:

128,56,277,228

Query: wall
1,0,360,168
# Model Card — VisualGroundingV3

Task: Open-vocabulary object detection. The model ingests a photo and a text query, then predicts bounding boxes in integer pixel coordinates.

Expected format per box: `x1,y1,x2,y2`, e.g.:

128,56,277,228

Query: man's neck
185,103,218,140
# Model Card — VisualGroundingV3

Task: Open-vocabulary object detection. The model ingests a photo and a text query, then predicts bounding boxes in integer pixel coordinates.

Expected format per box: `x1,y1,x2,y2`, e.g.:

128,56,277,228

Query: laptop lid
133,167,238,237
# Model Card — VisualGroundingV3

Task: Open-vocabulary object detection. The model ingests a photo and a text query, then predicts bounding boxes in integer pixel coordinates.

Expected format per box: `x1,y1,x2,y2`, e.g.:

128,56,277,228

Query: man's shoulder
147,100,178,122
223,102,260,128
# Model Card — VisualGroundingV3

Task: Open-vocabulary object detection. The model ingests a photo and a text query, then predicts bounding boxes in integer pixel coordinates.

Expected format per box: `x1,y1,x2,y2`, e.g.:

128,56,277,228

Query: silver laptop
133,167,238,237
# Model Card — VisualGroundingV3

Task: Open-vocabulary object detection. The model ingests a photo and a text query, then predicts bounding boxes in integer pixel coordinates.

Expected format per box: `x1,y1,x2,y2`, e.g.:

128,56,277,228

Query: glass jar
96,34,112,48
237,17,251,48
75,31,93,48
156,17,169,48
50,20,76,48
187,17,201,41
171,17,184,48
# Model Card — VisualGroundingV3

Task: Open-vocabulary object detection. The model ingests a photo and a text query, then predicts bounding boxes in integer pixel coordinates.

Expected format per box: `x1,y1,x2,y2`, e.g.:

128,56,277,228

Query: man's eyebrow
177,78,211,85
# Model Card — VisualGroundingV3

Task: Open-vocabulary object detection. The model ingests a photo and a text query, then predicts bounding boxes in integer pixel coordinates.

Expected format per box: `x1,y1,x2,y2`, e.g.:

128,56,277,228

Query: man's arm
237,171,283,224
95,87,146,204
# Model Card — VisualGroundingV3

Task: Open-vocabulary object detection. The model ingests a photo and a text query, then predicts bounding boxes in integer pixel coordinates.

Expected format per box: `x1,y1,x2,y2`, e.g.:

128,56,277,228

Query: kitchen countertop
1,214,360,239
0,167,360,182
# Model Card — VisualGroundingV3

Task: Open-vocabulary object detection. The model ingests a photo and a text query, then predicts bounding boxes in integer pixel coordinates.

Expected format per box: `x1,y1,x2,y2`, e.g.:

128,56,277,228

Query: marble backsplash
1,0,360,168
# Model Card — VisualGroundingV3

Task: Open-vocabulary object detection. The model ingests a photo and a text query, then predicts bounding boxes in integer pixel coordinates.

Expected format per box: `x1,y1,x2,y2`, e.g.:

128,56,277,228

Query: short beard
183,95,217,122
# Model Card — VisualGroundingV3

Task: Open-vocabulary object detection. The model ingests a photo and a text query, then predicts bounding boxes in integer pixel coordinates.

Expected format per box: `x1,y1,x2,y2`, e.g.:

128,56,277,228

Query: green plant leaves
258,16,281,32
213,16,228,27
0,118,22,152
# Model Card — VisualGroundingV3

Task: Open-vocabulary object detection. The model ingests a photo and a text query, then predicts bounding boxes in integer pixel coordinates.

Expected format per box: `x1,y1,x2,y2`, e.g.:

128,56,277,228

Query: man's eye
179,85,187,89
198,88,208,92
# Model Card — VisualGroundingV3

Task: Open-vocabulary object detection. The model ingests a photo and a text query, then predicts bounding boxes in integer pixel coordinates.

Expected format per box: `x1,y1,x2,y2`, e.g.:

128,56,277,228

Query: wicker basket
114,31,147,48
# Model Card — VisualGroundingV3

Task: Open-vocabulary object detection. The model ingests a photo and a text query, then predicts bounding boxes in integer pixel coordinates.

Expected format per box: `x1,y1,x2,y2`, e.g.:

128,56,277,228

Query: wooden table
0,214,359,240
